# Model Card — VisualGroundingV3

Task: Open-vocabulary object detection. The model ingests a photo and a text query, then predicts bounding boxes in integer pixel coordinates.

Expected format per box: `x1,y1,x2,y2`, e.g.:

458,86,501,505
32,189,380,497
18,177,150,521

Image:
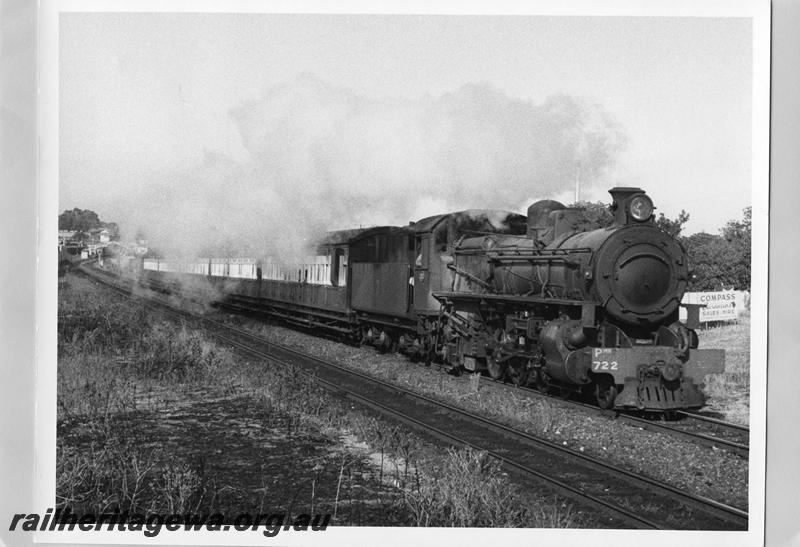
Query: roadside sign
680,290,745,323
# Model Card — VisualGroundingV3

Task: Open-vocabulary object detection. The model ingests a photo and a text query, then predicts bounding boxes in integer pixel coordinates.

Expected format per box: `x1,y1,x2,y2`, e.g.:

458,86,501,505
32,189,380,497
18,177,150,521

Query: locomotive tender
123,187,724,412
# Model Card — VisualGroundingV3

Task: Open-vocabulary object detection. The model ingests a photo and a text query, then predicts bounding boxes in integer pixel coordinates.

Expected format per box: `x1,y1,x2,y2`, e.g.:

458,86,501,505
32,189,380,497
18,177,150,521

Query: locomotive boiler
434,187,724,411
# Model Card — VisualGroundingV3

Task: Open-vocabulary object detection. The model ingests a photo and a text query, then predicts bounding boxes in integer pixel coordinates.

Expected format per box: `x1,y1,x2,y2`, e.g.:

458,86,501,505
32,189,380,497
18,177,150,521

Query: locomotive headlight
629,195,654,221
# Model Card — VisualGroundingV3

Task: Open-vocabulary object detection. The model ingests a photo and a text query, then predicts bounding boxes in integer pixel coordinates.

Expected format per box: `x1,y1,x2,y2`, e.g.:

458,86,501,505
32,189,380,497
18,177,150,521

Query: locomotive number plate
592,361,618,371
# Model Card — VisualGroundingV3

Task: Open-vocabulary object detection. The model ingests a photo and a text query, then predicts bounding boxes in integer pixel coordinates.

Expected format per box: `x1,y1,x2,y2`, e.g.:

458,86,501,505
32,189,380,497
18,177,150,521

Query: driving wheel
507,358,531,387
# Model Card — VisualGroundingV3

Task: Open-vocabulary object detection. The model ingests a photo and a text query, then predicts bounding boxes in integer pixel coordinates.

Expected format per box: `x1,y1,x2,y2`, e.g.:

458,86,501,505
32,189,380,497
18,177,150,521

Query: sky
59,12,754,255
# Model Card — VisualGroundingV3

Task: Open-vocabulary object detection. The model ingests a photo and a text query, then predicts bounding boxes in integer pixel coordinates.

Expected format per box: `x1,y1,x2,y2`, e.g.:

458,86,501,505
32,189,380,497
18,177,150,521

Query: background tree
684,207,751,291
683,232,732,290
569,200,614,231
58,208,102,231
719,206,751,290
655,209,690,238
59,208,121,240
104,222,121,241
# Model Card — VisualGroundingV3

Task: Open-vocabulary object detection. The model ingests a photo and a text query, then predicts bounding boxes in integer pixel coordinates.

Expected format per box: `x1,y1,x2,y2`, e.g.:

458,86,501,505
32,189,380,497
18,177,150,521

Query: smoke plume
120,74,626,259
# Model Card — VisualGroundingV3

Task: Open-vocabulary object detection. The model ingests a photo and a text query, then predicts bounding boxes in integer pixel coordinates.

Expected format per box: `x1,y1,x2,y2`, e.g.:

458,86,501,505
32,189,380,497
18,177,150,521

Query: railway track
626,411,749,456
75,265,748,530
479,378,750,457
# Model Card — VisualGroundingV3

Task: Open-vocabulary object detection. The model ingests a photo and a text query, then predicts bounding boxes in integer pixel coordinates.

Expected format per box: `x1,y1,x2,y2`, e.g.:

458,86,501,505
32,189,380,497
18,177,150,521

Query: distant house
132,235,149,256
58,230,77,250
84,243,103,257
86,228,110,243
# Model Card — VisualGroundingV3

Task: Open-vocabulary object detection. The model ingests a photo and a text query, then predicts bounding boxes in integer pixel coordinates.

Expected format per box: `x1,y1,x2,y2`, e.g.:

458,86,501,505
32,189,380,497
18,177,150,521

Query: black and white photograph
29,0,770,544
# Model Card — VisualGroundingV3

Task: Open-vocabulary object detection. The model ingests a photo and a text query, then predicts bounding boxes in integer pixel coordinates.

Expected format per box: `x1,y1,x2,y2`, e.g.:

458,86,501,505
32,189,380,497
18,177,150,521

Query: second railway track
478,378,749,457
77,265,749,530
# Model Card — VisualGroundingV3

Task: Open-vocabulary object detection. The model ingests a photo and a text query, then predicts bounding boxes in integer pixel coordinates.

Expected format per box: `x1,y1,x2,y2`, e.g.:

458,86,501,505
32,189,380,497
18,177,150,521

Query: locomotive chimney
608,187,646,225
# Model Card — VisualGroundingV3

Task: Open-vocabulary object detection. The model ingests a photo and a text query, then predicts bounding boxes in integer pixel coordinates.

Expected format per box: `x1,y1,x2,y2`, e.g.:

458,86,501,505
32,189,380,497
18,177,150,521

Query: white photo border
34,1,770,545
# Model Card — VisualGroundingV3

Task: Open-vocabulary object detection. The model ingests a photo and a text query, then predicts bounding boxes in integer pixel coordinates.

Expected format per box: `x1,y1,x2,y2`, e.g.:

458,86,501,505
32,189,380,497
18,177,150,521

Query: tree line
58,208,120,241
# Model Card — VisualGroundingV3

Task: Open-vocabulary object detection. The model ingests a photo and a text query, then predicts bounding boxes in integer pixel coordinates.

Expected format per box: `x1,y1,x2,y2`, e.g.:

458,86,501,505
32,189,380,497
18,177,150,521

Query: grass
57,277,234,515
57,274,580,528
697,314,751,425
403,447,574,528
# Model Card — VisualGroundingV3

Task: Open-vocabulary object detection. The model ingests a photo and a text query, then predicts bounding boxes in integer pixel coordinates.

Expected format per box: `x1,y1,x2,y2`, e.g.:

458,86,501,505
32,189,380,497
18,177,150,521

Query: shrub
404,447,573,528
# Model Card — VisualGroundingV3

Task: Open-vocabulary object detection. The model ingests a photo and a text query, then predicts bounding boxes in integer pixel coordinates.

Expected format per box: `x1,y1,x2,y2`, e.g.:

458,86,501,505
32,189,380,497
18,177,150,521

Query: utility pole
574,159,581,203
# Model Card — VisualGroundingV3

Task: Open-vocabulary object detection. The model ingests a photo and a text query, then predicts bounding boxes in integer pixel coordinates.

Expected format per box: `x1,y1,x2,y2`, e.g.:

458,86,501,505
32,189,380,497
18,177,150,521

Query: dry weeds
58,274,579,527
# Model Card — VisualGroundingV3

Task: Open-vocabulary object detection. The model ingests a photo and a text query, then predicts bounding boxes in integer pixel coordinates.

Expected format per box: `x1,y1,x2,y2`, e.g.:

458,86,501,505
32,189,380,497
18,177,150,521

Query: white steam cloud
121,74,626,259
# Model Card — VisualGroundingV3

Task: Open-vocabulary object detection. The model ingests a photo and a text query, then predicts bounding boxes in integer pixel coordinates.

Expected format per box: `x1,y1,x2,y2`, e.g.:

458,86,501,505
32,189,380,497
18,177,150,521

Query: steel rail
479,376,749,456
616,413,749,457
677,410,750,432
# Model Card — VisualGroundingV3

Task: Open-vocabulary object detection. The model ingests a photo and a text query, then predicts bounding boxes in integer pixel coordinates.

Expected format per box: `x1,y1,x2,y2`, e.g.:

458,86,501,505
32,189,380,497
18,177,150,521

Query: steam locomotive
113,187,724,412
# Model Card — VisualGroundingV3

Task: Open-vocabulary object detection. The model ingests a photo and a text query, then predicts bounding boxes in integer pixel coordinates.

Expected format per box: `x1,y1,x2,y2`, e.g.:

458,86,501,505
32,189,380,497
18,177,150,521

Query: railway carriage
140,229,362,333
